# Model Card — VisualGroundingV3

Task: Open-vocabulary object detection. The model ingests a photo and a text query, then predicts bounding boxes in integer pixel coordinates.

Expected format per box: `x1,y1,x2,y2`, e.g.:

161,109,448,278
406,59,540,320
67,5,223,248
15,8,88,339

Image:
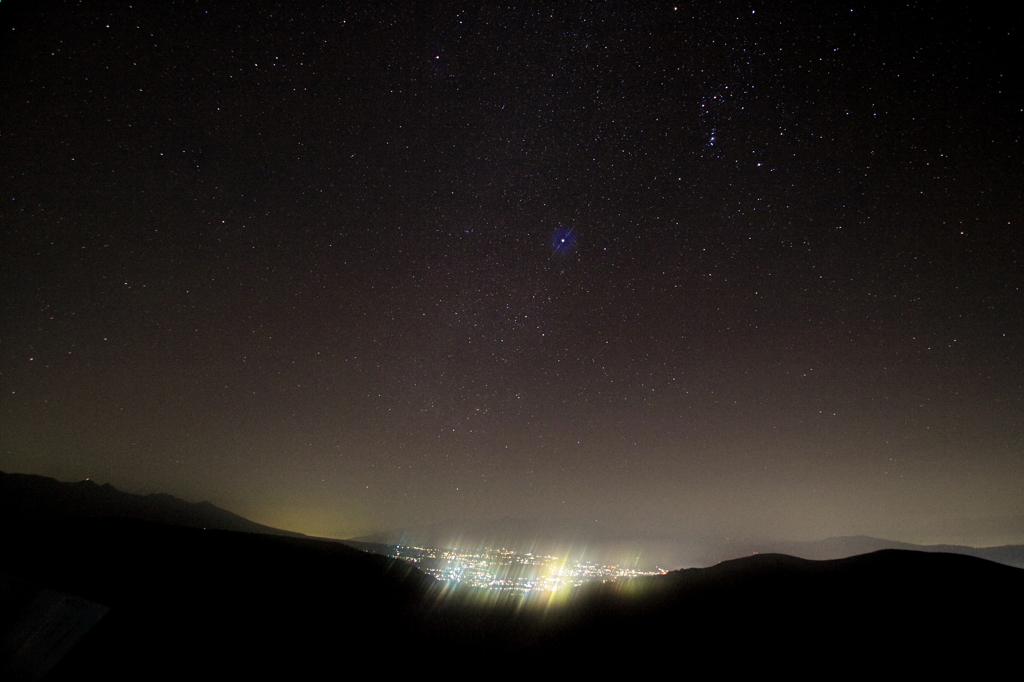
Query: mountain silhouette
752,534,1024,568
354,517,1024,569
2,471,1021,676
0,471,303,537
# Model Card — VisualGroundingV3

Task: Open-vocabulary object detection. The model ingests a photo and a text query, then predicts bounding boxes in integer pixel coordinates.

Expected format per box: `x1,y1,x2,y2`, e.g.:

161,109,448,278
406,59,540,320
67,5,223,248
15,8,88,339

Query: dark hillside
2,472,1021,676
540,550,1023,667
2,518,435,679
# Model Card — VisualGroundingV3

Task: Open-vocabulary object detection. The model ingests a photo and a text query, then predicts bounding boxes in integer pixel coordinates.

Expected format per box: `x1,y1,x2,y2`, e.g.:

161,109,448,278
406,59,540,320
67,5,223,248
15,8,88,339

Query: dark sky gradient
2,1,1022,545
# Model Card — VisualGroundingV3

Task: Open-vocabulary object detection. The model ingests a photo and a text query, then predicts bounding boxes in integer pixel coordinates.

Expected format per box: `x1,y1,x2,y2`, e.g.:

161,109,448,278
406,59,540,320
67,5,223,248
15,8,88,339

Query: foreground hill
550,549,1023,660
2,473,1021,675
3,518,1020,677
1,518,435,679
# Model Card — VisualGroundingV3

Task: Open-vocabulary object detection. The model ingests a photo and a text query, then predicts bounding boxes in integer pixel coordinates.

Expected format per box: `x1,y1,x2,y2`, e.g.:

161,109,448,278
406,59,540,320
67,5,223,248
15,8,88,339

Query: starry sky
2,1,1022,546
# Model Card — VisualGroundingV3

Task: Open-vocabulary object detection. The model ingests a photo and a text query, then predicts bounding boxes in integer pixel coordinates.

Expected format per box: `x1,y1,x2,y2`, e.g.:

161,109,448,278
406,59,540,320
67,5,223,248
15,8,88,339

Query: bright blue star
551,226,577,255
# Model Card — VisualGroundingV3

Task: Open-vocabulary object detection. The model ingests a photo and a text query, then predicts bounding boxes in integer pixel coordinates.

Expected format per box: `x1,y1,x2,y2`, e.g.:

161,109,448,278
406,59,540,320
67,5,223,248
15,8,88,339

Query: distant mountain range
1,470,1022,677
354,516,1024,569
4,471,1022,569
0,471,304,538
749,534,1024,569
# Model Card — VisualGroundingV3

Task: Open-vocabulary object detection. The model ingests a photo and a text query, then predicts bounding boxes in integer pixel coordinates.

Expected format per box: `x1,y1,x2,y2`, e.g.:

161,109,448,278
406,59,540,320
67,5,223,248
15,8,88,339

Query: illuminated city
388,546,666,591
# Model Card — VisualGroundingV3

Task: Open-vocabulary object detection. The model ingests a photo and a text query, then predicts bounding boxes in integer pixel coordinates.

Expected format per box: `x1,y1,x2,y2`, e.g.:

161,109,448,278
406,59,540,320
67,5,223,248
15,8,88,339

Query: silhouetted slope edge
2,472,1021,674
2,519,1020,677
0,470,302,537
1,518,436,679
542,549,1023,667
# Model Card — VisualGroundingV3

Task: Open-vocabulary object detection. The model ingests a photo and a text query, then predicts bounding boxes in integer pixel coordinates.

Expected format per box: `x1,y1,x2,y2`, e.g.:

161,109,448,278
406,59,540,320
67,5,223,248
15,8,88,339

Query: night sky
2,1,1022,547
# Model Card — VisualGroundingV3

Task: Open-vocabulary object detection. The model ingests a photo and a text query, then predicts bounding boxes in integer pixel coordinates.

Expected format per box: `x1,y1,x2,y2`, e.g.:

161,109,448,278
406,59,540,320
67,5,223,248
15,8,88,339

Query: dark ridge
2,473,1021,674
3,518,1021,677
535,549,1024,670
0,471,303,537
